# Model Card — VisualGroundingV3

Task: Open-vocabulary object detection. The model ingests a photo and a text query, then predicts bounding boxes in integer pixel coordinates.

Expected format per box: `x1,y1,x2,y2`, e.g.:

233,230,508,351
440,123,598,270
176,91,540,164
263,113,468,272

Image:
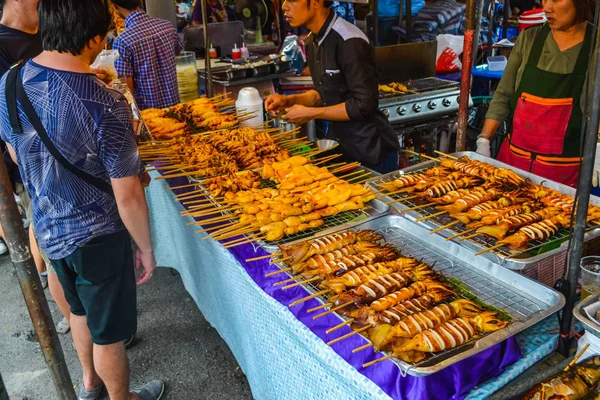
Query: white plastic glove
476,137,491,157
593,142,600,187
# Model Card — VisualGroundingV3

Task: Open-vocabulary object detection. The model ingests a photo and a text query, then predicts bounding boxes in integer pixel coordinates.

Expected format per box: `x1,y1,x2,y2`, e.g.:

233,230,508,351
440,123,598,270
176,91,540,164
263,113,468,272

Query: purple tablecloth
166,174,522,400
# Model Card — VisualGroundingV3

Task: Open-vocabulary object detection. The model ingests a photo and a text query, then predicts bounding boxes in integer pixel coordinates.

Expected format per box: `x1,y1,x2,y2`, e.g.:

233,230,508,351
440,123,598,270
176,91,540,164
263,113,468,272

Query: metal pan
367,151,600,270
278,213,564,376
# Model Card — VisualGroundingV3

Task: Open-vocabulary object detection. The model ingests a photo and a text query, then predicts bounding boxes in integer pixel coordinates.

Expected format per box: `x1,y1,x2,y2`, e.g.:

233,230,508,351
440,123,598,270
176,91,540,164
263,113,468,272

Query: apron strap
525,23,551,67
573,23,593,75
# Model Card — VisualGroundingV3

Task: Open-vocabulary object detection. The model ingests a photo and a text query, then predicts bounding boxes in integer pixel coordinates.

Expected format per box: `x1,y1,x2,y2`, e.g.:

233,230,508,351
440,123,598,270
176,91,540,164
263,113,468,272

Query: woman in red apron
476,0,595,187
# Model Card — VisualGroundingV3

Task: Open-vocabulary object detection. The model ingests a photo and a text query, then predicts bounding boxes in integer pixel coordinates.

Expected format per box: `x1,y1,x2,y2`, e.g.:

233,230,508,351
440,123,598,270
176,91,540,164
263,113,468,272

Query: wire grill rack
369,169,591,262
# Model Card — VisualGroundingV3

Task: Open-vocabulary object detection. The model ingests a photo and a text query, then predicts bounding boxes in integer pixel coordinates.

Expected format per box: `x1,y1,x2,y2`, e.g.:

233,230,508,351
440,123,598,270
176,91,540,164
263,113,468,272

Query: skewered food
290,242,390,275
522,355,600,400
379,82,411,94
476,208,561,241
392,312,507,362
499,213,571,249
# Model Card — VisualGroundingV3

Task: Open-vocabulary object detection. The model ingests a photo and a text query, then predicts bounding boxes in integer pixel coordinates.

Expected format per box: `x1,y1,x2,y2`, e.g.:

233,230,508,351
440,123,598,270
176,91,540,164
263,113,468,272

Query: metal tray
278,213,565,376
574,294,600,340
367,151,600,270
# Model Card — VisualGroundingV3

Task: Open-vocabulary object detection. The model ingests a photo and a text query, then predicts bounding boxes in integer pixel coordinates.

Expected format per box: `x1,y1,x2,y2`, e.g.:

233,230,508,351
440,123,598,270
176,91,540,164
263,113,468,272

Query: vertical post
0,160,75,398
201,0,213,97
456,0,477,151
406,0,412,43
557,17,600,357
472,0,484,66
373,0,379,46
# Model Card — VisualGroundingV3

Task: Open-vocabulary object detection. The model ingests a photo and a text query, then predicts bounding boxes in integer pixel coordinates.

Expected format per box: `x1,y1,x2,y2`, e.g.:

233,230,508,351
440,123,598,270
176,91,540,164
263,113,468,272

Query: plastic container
231,43,241,60
236,87,264,127
581,256,600,300
209,44,217,59
176,51,199,103
487,55,508,72
240,42,249,59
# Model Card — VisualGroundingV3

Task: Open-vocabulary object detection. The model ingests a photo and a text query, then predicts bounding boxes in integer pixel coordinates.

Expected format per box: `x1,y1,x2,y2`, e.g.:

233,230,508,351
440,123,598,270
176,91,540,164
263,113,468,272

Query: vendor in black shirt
265,0,400,173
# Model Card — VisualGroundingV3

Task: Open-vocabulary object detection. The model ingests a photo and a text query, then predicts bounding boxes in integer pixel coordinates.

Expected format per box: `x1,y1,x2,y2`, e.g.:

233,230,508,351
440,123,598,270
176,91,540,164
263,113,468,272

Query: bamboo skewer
169,182,200,190
326,318,355,334
363,354,393,368
313,301,354,320
196,221,237,234
416,153,442,163
353,343,373,353
434,150,458,160
430,220,461,234
308,302,332,313
460,233,482,241
475,243,504,256
271,255,292,264
564,344,590,372
327,325,370,346
282,276,320,289
446,228,478,241
384,195,419,205
398,203,436,212
330,162,360,173
265,267,292,277
274,276,303,287
415,211,447,222
289,289,332,307
246,253,275,262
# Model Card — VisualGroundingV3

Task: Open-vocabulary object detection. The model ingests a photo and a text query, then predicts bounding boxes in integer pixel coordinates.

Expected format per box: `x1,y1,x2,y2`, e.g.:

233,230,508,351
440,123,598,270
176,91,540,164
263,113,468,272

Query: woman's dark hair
39,0,113,56
110,0,141,10
575,0,597,23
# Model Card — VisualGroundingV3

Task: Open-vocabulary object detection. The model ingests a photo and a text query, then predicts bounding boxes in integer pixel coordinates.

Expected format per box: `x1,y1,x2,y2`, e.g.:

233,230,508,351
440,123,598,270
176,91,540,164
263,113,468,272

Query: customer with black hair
112,0,182,110
0,0,163,399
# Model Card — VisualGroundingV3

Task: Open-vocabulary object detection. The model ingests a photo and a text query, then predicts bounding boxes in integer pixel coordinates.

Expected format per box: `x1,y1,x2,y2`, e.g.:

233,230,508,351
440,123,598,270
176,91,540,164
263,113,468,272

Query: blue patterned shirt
0,61,142,259
113,10,183,110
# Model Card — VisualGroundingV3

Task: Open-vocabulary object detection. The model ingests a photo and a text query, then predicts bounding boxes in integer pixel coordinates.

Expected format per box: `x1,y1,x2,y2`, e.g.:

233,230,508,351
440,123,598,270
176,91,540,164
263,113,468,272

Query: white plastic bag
91,49,119,84
436,34,464,73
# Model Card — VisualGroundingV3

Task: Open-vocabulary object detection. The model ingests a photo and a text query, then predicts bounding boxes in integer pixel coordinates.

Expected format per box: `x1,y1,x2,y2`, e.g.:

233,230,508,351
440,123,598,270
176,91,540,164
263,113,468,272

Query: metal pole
0,161,75,398
557,19,600,357
456,0,477,151
472,0,484,66
200,0,213,97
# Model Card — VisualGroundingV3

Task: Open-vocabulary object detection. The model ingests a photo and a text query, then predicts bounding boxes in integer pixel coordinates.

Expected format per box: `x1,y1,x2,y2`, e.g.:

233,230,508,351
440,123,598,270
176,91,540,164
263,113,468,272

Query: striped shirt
113,10,183,110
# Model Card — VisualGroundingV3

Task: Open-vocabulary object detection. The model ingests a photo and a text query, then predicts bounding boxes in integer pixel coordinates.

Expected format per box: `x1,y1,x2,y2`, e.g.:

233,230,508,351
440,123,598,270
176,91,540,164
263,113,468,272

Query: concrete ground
0,254,253,400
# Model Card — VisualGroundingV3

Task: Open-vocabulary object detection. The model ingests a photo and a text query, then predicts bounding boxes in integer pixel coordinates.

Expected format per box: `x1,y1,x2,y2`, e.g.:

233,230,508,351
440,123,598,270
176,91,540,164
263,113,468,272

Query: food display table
147,172,560,400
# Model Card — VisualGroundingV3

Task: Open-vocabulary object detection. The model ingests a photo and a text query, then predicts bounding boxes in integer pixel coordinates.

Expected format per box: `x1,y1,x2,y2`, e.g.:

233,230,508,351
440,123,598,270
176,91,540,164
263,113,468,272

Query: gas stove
379,78,465,124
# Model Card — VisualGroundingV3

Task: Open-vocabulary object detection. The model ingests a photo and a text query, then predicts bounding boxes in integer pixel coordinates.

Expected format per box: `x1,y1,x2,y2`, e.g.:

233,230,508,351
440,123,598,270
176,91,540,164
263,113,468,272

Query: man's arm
111,175,155,284
264,90,321,115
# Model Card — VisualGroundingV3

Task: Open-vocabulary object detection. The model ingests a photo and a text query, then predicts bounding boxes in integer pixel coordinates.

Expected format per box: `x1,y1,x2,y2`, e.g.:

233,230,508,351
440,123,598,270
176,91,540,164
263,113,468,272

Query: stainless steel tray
279,214,565,376
574,294,600,340
367,151,600,270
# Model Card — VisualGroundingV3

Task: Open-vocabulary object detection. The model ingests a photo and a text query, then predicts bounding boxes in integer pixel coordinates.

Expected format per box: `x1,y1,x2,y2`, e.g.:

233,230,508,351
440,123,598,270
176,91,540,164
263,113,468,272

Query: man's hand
476,137,491,157
265,94,289,115
91,67,115,85
135,247,156,285
282,104,318,125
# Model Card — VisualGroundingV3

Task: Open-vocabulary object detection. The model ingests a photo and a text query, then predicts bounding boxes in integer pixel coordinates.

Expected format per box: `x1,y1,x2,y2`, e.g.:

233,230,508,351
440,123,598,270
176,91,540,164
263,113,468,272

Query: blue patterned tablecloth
146,173,559,400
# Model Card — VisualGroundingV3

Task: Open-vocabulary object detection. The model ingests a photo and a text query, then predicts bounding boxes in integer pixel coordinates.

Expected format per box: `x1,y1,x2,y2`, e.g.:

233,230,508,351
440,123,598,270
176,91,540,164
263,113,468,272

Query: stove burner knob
382,109,390,118
397,106,407,116
428,101,437,110
413,103,422,113
442,98,452,107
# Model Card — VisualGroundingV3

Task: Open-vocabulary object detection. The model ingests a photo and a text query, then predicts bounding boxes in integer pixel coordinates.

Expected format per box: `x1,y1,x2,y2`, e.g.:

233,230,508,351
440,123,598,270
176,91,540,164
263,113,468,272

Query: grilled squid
426,176,482,198
450,198,513,224
477,208,560,241
370,280,450,312
437,189,498,213
476,203,539,227
499,214,570,249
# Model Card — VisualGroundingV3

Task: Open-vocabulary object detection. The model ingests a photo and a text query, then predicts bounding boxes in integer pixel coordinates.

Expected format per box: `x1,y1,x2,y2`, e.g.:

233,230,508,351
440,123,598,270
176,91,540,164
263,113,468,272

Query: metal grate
369,170,592,262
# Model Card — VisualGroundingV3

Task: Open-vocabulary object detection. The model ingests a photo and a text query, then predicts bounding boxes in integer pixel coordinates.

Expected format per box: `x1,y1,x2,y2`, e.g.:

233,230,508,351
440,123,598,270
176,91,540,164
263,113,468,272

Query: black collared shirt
306,11,399,168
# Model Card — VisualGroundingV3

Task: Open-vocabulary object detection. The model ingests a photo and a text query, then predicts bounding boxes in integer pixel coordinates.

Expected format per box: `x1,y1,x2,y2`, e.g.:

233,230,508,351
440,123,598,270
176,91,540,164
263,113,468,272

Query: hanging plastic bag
91,49,120,85
436,34,463,73
280,35,305,74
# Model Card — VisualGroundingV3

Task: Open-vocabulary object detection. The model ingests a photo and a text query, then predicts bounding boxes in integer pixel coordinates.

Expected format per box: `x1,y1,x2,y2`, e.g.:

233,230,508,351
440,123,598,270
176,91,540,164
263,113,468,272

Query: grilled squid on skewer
368,299,483,350
437,189,499,213
320,262,431,294
393,312,508,362
450,197,514,224
475,203,540,227
278,230,384,264
370,279,450,312
426,176,483,198
291,242,386,274
499,214,571,249
476,207,561,241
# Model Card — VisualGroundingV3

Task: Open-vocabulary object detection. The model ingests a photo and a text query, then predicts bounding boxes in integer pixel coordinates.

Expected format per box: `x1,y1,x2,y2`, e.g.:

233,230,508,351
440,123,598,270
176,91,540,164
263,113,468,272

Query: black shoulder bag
5,62,114,197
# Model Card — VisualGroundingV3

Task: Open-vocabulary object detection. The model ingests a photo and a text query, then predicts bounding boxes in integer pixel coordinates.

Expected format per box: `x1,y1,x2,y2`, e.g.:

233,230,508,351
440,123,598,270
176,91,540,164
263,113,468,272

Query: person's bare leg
48,273,70,321
29,225,46,274
70,314,102,390
93,341,140,400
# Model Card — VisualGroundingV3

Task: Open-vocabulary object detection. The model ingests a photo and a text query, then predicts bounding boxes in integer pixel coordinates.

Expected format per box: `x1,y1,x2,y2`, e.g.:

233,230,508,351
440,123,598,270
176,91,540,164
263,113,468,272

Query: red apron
497,23,592,187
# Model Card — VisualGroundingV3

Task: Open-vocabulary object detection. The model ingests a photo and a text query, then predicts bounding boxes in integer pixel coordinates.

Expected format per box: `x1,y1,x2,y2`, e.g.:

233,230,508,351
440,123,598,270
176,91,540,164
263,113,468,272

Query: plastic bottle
209,44,217,59
231,43,241,60
240,42,249,59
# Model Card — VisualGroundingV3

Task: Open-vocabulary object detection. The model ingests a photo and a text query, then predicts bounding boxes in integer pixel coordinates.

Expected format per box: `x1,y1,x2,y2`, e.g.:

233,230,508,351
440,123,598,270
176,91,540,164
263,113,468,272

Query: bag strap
6,62,114,197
